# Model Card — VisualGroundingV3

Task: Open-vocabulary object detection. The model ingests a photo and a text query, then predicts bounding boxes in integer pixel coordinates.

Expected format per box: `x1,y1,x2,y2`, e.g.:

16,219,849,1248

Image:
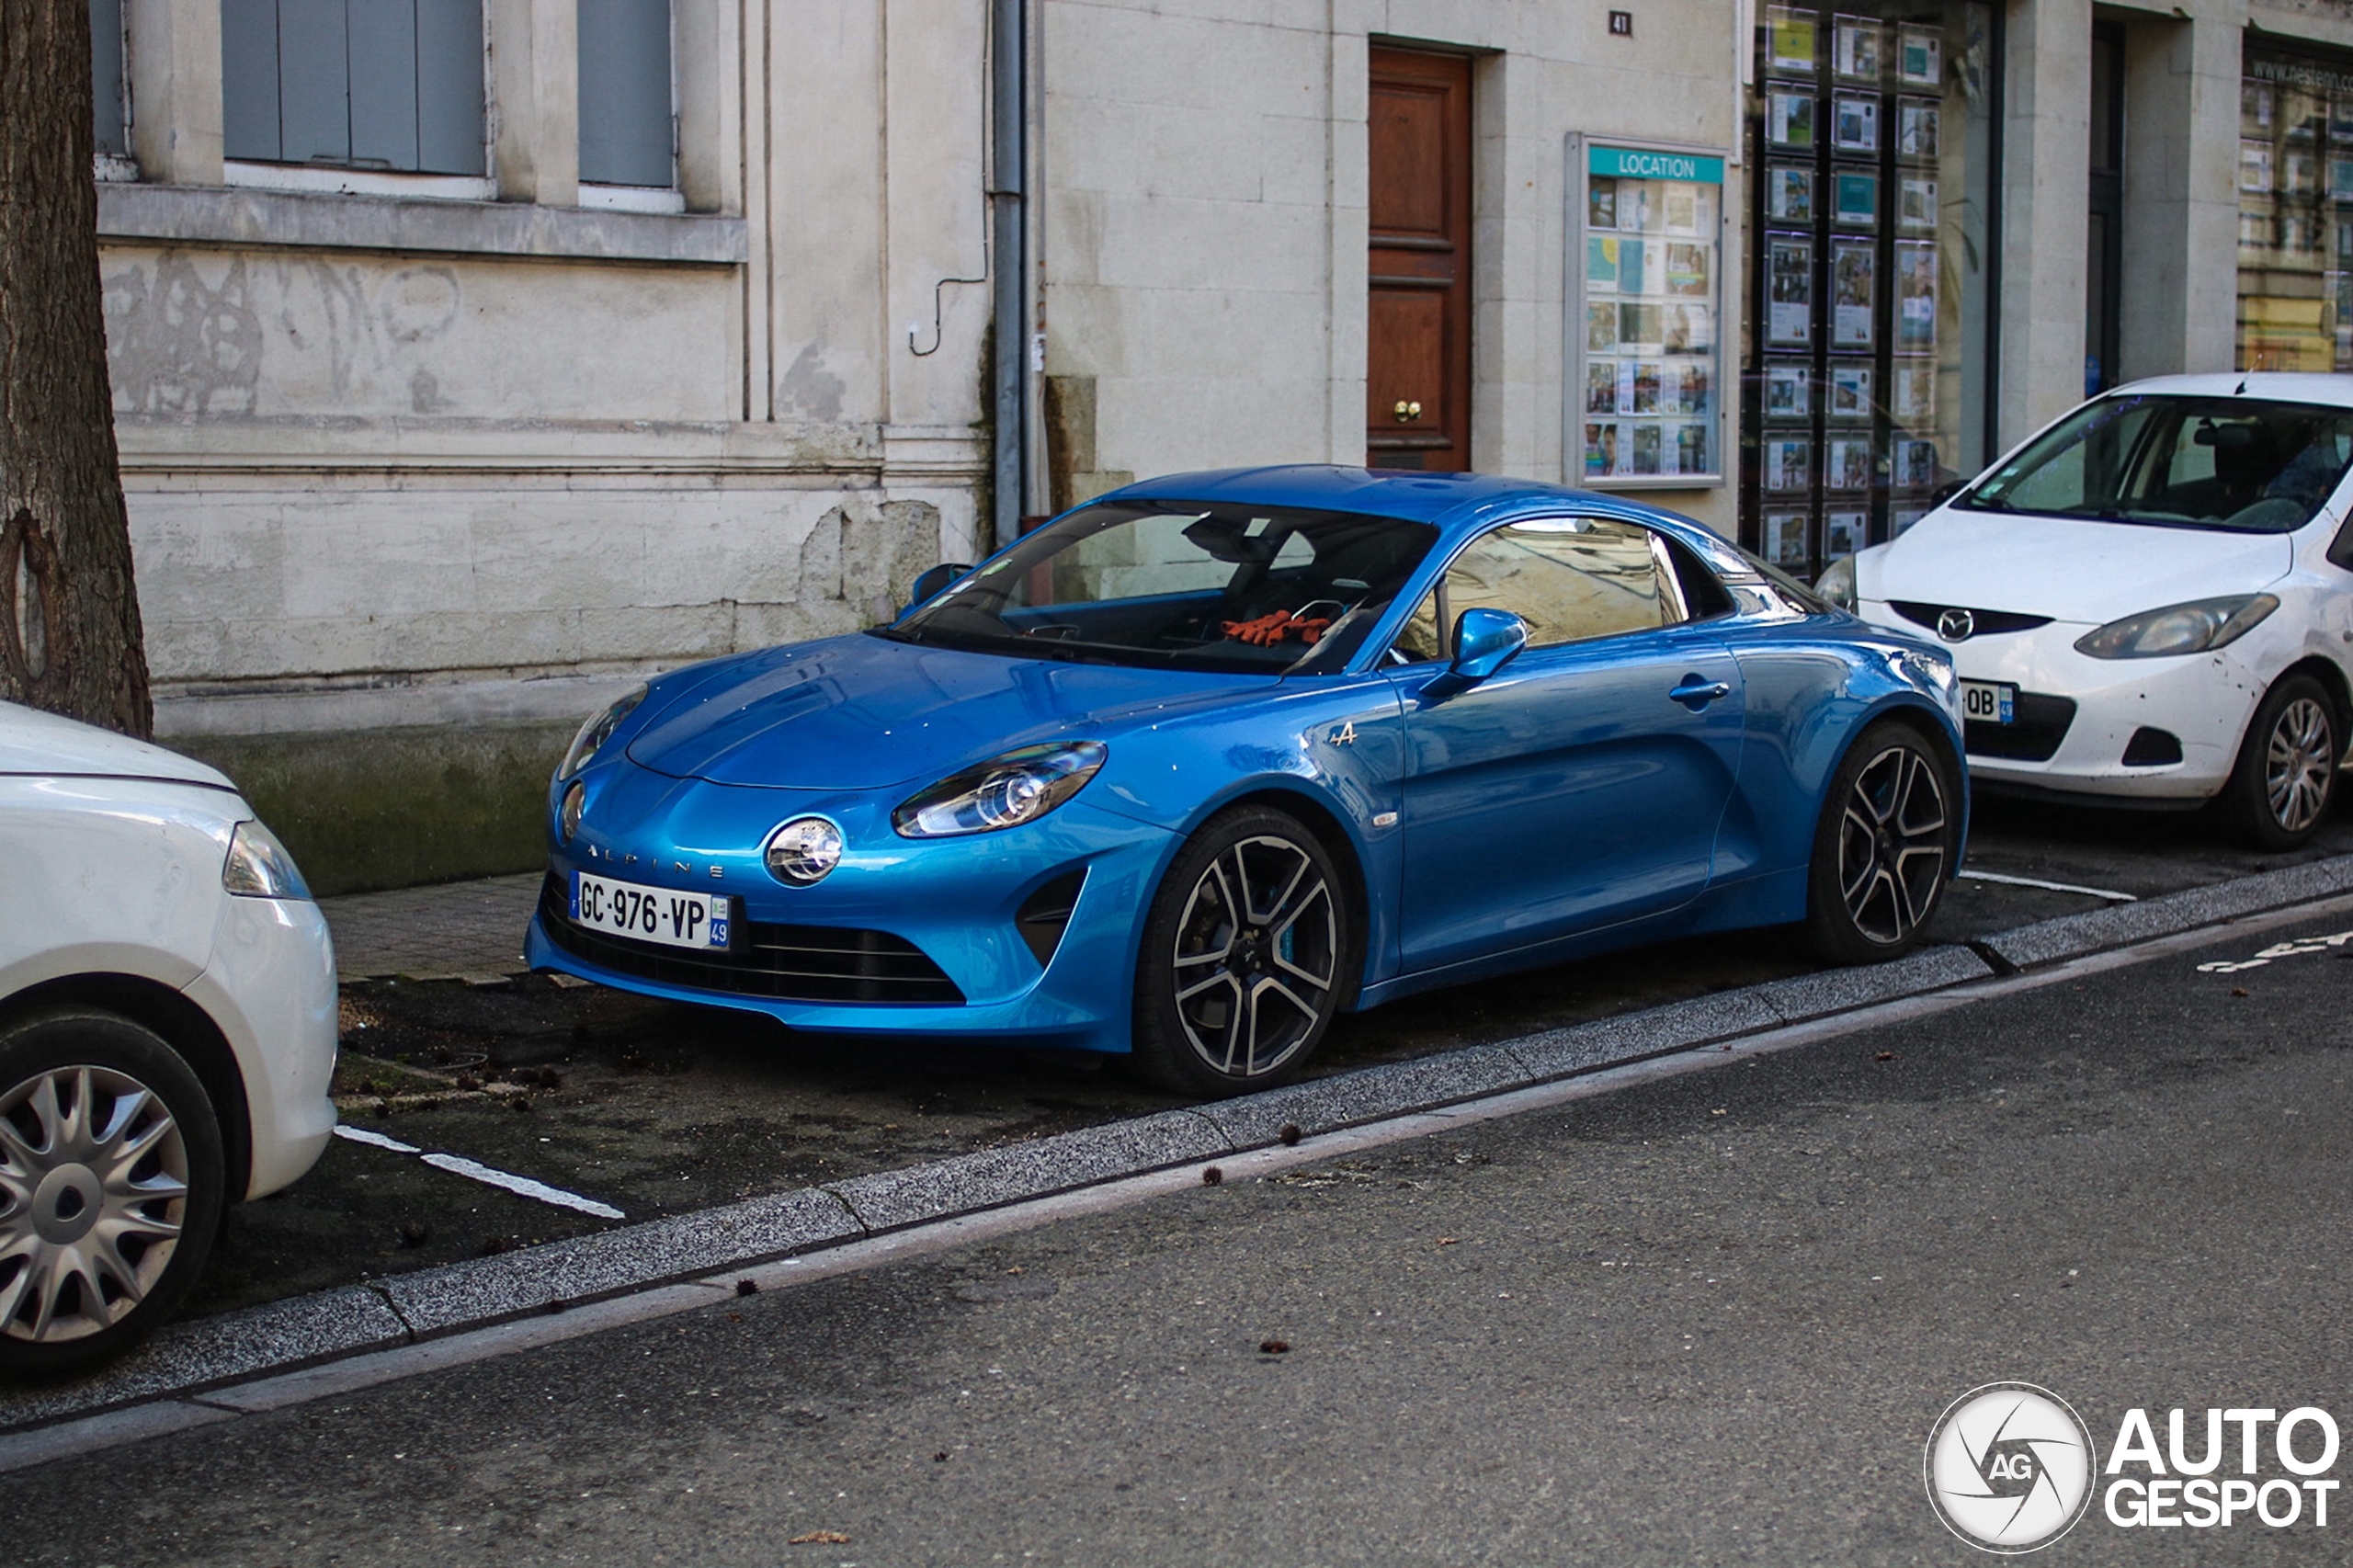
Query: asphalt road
184,791,2353,1322
11,893,2353,1563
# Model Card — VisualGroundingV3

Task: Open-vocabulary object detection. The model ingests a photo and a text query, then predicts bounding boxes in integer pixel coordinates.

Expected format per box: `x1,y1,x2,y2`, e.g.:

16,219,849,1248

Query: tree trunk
0,4,151,737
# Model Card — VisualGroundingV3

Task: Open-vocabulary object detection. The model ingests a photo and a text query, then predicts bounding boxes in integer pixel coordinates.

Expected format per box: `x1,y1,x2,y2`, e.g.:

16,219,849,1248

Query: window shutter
415,0,486,175
276,0,350,165
578,0,674,188
347,2,417,170
222,0,283,163
89,0,127,156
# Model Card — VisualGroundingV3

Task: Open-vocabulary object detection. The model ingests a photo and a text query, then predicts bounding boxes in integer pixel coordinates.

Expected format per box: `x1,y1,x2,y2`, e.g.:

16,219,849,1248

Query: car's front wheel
1806,721,1959,963
1131,807,1353,1096
2223,673,2341,850
0,1008,224,1379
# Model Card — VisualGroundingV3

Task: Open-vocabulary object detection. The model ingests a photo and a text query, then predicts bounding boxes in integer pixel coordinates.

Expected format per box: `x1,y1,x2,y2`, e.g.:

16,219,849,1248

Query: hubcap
0,1065,188,1345
1836,745,1949,947
2265,697,2335,834
1170,836,1338,1079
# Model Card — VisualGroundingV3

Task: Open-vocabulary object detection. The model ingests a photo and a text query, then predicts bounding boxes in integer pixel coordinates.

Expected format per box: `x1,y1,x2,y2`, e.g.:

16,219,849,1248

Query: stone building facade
77,1,2353,889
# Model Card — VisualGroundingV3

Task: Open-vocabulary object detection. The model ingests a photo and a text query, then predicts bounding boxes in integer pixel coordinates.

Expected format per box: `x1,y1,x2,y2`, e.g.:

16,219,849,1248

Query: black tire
2222,674,2340,851
0,1008,223,1380
1131,807,1355,1096
1804,721,1960,964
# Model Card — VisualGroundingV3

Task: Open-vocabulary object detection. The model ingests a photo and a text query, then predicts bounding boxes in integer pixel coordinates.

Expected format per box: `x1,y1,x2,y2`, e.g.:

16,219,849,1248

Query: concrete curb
1975,853,2353,970
7,849,2350,1435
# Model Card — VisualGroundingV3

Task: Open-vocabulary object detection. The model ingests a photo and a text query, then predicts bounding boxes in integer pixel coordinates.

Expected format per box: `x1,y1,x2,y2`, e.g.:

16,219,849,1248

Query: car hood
625,633,1279,790
1862,509,2296,624
0,700,233,789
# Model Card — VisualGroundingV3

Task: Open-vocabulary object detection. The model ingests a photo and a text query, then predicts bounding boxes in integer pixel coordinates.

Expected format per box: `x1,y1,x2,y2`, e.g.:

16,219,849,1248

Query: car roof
1089,463,1710,540
2108,371,2353,408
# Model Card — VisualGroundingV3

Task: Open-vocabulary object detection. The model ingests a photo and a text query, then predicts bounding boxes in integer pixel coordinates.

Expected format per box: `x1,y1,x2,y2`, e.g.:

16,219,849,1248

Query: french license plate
570,870,734,950
1960,679,2016,725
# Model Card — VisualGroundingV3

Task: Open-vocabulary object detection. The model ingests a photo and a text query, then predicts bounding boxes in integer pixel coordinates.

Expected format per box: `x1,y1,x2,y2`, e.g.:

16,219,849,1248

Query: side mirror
902,562,973,616
1417,608,1528,701
1448,607,1529,684
1927,479,1967,508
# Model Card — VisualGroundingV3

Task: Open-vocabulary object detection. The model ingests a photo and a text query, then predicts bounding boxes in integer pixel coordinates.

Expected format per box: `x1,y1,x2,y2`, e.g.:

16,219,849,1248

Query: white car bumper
185,893,340,1200
1859,606,2262,801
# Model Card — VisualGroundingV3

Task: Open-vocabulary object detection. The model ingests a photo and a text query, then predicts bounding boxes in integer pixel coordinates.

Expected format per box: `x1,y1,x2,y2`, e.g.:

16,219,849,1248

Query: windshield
882,501,1439,674
1957,394,2353,533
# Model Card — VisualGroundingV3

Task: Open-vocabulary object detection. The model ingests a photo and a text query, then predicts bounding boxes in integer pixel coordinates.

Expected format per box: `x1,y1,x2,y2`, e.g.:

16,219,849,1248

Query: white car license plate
570,871,735,950
1960,679,2016,725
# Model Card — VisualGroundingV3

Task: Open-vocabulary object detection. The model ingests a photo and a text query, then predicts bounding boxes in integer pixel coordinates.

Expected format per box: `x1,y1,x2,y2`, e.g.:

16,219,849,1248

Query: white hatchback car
1824,373,2353,846
0,700,337,1374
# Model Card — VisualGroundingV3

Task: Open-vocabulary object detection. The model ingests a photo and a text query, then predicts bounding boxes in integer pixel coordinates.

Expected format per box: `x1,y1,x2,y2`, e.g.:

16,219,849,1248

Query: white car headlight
222,820,312,900
2074,595,2279,660
892,742,1108,838
560,685,648,778
1816,555,1858,613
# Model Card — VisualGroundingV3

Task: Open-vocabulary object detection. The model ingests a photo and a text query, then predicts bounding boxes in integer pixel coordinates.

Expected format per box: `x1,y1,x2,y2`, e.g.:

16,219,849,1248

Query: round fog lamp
560,779,585,842
767,816,845,885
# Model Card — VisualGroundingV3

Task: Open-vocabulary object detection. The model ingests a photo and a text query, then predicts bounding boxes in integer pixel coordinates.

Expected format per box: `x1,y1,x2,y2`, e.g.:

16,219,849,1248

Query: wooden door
1368,48,1472,472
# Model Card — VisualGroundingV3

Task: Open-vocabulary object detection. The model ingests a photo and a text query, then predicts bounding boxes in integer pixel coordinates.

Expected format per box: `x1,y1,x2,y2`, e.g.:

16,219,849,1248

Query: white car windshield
1957,394,2353,534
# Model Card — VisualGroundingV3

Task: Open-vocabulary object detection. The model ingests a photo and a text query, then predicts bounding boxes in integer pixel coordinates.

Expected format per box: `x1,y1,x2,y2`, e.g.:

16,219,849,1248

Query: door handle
1669,677,1731,710
1392,400,1424,422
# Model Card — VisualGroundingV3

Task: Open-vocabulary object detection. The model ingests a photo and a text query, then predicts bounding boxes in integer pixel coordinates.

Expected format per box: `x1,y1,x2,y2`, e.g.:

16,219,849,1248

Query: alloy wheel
2264,697,2335,835
0,1064,188,1345
1836,744,1949,947
1169,835,1338,1079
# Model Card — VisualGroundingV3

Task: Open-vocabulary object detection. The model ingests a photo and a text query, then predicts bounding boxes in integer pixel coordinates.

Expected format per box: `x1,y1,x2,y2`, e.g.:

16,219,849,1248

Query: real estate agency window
222,0,486,178
2236,44,2353,372
1743,4,2000,579
1572,141,1729,489
579,0,676,203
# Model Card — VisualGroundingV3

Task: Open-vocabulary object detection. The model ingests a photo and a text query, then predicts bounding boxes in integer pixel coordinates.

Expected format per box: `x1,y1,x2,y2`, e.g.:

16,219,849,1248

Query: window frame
220,0,494,199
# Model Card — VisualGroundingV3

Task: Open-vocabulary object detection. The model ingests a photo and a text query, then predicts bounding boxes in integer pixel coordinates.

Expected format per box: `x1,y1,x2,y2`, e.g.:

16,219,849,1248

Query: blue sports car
526,467,1967,1094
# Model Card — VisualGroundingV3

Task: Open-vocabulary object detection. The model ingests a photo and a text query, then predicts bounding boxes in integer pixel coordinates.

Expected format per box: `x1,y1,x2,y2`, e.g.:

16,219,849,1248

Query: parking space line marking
332,1126,421,1154
1959,869,2137,902
332,1125,626,1220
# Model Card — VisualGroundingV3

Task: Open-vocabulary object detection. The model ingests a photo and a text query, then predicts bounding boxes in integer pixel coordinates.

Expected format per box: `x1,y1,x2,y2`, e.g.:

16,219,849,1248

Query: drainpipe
991,0,1027,551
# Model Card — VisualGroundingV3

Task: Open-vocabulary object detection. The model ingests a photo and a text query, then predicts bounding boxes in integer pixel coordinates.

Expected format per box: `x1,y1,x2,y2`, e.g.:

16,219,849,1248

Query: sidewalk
322,873,541,983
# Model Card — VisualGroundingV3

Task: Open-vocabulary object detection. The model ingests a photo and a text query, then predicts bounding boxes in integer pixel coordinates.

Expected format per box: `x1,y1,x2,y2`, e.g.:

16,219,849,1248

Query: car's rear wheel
0,1009,223,1379
2223,673,2340,850
1132,807,1353,1096
1805,722,1958,963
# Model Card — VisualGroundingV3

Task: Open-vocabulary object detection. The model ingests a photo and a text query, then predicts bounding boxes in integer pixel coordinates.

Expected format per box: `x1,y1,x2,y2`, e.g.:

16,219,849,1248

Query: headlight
1816,555,1858,612
2074,595,2279,660
560,685,647,779
222,820,312,900
766,816,845,885
892,742,1108,837
560,779,585,842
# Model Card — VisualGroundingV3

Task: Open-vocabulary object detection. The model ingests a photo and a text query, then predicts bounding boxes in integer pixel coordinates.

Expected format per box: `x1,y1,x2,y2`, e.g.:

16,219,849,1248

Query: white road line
332,1125,625,1220
1959,868,2137,902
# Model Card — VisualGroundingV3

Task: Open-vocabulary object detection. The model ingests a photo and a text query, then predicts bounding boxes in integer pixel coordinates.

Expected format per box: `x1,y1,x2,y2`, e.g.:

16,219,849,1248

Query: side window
1443,518,1677,649
1390,518,1682,663
1392,585,1447,664
223,0,488,176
